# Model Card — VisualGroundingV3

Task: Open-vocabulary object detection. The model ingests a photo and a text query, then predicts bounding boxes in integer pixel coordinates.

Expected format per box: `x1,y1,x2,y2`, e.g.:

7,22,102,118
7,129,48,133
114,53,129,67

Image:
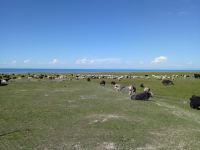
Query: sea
0,68,200,74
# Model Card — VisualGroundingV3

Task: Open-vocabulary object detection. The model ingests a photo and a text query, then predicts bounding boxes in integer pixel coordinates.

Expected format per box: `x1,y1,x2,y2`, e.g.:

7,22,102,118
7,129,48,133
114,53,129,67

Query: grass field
1,74,200,149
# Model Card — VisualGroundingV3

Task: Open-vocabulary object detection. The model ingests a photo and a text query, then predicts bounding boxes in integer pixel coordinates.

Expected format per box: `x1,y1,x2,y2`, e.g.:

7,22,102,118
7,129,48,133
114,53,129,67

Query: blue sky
0,0,199,69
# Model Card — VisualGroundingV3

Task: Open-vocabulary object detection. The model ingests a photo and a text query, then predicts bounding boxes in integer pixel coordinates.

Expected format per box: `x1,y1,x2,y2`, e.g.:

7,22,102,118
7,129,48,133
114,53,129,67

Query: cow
162,79,174,86
76,75,79,80
131,91,153,101
190,95,200,110
113,84,125,91
194,74,200,79
0,79,8,86
140,83,144,88
100,80,106,86
144,87,151,92
128,85,136,95
111,81,116,85
114,84,121,91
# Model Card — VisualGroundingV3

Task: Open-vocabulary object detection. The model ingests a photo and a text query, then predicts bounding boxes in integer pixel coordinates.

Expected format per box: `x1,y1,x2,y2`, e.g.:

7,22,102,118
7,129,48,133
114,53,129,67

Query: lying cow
114,84,122,91
0,79,8,86
131,91,153,101
113,84,126,91
190,95,200,110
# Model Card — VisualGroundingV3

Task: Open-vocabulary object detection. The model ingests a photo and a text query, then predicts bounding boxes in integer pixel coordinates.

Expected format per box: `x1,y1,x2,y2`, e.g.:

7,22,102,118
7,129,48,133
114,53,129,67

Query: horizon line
1,68,200,71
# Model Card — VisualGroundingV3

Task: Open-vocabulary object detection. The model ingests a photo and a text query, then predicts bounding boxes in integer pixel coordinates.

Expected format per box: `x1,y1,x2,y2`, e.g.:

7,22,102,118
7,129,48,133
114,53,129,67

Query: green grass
1,75,200,149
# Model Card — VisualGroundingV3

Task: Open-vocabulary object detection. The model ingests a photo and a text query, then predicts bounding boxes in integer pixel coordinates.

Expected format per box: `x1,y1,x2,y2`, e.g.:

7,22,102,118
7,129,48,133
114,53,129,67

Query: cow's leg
129,90,132,95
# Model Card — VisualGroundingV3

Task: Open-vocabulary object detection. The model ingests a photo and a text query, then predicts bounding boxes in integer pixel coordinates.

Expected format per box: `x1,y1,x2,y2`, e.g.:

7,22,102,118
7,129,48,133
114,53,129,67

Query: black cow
111,81,116,85
87,78,91,82
100,80,106,86
190,95,200,110
131,91,153,101
194,74,200,79
162,79,174,86
140,83,144,88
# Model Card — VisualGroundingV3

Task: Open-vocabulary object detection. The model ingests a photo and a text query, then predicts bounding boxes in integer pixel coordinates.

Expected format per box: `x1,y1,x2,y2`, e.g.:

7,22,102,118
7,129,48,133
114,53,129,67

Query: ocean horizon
0,68,200,74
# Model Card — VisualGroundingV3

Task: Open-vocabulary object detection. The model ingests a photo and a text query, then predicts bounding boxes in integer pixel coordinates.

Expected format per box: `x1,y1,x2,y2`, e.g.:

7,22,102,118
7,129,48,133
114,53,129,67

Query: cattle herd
1,73,200,109
100,80,153,101
98,74,200,110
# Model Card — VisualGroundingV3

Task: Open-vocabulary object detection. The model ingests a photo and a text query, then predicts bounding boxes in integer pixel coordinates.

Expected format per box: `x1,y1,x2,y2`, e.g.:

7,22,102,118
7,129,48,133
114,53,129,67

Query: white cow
144,87,153,96
114,84,121,91
128,85,136,95
144,87,150,92
0,79,7,85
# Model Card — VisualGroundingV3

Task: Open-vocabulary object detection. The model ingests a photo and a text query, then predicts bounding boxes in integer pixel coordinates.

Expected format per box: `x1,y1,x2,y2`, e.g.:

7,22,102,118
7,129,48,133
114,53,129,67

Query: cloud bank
75,58,121,65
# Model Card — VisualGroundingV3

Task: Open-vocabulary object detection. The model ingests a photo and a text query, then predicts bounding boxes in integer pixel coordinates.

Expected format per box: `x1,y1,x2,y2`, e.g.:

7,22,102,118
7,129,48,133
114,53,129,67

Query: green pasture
1,74,200,149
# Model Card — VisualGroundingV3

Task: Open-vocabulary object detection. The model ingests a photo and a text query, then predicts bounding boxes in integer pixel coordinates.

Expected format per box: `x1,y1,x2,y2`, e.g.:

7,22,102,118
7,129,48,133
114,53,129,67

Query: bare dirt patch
96,142,116,150
136,144,159,150
88,114,125,124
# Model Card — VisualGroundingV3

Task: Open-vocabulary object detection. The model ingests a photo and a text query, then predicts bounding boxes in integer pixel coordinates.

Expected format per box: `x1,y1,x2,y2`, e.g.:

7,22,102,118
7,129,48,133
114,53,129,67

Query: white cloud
75,58,95,64
75,58,121,65
11,60,17,64
152,56,167,64
24,59,30,64
50,58,60,65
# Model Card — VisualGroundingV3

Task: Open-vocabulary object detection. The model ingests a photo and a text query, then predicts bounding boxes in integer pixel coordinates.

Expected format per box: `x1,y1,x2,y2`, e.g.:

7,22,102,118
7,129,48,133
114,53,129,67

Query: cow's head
149,92,153,97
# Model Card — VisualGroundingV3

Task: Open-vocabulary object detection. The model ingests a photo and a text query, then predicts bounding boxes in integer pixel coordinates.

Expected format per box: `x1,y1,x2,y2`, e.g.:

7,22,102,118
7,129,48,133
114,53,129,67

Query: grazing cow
162,79,174,86
76,75,79,80
190,95,200,110
140,83,144,88
100,80,106,86
48,76,55,80
128,85,136,95
39,74,44,79
131,91,153,101
87,78,91,82
111,81,116,85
